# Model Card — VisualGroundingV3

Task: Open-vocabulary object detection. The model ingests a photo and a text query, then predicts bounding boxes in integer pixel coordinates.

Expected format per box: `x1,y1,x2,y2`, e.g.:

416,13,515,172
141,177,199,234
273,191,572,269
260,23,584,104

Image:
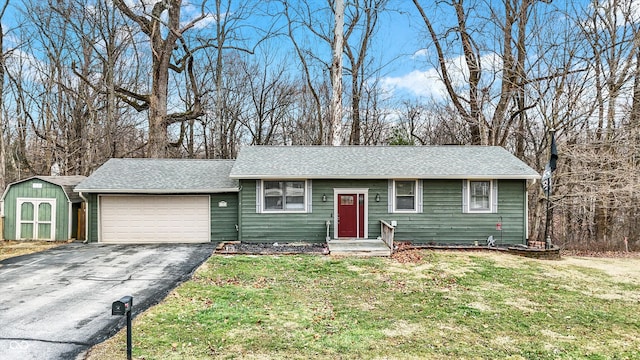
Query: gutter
229,175,541,180
73,188,240,194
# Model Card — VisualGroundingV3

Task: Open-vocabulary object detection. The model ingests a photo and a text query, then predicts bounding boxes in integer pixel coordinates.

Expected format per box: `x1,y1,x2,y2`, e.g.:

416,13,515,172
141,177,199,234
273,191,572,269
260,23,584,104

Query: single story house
1,175,87,240
74,158,238,243
75,146,540,246
230,146,539,245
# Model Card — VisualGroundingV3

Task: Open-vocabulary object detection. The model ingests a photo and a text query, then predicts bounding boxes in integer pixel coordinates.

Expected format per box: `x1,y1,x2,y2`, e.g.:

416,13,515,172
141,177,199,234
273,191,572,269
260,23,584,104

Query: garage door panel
100,195,210,243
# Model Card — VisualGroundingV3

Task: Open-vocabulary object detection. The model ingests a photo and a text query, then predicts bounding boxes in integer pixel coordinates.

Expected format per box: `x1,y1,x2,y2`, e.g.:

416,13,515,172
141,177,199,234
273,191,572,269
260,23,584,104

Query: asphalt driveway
0,242,215,360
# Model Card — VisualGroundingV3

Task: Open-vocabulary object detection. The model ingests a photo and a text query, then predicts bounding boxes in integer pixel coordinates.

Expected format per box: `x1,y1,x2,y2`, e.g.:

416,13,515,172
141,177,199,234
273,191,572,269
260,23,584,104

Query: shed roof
74,158,238,193
1,175,87,203
230,146,540,180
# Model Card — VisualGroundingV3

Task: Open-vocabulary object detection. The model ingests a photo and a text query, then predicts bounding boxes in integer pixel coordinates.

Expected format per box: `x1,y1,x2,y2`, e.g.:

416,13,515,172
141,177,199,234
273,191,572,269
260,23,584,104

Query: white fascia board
73,187,240,194
231,174,540,180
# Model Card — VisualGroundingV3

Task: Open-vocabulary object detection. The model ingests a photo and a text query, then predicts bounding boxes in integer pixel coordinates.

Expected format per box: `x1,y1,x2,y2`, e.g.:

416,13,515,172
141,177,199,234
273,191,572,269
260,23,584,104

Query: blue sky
373,0,580,100
378,0,640,102
2,0,635,104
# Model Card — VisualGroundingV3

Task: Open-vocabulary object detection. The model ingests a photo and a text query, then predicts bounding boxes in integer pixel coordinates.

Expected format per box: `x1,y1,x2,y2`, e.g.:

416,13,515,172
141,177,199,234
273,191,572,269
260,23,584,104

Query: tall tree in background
330,0,344,145
344,0,387,145
0,0,9,190
238,49,296,146
48,0,140,174
282,0,328,144
411,0,553,147
557,0,640,248
0,0,11,190
205,0,266,159
113,0,207,158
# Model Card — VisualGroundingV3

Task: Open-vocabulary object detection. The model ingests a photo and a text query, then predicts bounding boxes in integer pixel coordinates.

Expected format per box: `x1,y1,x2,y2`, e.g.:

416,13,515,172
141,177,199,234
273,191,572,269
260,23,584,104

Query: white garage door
100,195,210,243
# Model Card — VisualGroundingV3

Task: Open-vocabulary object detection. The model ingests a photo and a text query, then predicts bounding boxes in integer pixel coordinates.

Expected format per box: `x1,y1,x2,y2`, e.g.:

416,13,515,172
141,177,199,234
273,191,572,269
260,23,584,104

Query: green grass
88,251,640,360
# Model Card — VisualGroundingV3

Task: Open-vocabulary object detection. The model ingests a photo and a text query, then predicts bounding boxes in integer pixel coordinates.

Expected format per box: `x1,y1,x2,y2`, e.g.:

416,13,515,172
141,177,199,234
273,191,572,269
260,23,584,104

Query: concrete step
327,239,392,257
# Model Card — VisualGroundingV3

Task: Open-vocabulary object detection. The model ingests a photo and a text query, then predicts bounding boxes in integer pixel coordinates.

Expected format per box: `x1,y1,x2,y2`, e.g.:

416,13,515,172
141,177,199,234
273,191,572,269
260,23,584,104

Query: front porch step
327,239,392,257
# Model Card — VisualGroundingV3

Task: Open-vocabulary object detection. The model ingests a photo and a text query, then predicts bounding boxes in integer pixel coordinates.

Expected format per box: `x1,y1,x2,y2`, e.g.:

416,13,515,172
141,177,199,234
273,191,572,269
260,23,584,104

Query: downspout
67,199,72,241
79,192,89,244
525,178,538,245
0,200,4,240
525,179,534,245
237,185,242,241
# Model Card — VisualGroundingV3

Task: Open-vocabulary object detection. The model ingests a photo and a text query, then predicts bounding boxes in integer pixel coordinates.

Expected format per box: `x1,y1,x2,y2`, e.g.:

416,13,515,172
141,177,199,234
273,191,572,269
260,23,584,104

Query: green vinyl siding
239,179,325,243
239,179,528,245
2,179,72,240
239,179,388,243
386,179,526,245
210,193,238,241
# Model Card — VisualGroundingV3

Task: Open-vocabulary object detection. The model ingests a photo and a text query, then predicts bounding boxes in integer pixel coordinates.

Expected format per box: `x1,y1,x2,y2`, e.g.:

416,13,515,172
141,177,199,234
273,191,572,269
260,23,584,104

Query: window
469,181,490,211
394,180,417,212
464,180,497,213
263,180,306,212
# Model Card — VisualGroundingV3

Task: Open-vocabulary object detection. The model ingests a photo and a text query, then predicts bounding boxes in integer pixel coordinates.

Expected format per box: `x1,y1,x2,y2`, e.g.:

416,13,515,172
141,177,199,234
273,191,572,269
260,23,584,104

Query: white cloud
411,48,429,59
182,13,218,29
585,0,640,31
181,1,222,29
380,52,503,100
380,68,447,99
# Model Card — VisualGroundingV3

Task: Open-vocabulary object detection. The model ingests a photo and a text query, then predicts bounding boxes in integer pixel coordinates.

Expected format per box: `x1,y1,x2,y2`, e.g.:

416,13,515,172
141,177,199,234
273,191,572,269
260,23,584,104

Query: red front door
337,194,365,238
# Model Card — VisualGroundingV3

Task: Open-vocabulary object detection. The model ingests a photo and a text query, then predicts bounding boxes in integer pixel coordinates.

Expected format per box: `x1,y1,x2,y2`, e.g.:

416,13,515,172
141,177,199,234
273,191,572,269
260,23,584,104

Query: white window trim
260,179,309,213
393,180,419,213
465,179,496,213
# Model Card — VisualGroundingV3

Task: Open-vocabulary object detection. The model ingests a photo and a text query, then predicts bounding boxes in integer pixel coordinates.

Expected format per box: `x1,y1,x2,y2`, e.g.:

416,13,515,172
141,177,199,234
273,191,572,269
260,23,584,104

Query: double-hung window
394,180,418,212
469,181,491,211
263,180,306,212
464,180,497,213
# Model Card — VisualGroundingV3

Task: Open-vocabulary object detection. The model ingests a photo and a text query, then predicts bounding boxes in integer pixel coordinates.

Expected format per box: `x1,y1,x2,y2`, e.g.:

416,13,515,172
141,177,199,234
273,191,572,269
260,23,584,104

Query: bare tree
113,0,208,158
0,0,9,190
330,0,344,145
238,51,296,145
282,0,328,144
557,0,640,248
343,0,387,145
411,0,555,147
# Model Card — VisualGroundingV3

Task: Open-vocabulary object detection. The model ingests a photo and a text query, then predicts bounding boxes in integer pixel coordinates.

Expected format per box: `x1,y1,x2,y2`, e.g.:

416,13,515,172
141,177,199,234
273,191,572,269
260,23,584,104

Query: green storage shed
1,176,87,241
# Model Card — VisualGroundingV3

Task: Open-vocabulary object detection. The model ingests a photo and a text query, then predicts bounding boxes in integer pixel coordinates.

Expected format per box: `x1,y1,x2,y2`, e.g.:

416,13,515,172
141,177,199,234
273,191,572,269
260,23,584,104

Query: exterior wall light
322,194,327,202
375,193,380,202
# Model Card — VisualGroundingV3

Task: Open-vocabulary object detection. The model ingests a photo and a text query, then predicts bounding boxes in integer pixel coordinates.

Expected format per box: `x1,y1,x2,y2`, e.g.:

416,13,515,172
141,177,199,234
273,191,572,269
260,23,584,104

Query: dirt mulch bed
561,249,640,258
0,240,68,262
216,242,329,255
392,249,424,263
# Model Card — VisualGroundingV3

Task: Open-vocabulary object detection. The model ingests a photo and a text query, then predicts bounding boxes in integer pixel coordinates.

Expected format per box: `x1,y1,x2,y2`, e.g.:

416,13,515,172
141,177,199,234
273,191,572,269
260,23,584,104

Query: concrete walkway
327,239,392,257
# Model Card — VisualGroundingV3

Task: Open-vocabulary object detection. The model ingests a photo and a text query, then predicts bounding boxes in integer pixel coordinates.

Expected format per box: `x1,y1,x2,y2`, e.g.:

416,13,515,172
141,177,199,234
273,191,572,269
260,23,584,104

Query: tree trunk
115,0,204,158
350,72,361,145
330,0,344,146
0,1,6,190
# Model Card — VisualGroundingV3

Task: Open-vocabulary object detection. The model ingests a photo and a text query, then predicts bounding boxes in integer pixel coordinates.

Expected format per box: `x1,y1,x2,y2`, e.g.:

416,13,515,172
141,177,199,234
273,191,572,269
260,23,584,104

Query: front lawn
87,251,640,359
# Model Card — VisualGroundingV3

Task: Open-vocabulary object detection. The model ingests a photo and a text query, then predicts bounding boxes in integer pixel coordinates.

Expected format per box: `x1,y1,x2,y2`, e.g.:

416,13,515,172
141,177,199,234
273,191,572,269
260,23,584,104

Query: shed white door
99,195,210,243
16,198,56,240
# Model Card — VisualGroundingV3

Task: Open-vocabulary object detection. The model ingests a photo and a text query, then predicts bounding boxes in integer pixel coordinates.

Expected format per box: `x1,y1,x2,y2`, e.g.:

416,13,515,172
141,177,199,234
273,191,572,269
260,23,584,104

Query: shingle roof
230,146,540,180
1,176,87,203
74,159,238,193
35,176,88,203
